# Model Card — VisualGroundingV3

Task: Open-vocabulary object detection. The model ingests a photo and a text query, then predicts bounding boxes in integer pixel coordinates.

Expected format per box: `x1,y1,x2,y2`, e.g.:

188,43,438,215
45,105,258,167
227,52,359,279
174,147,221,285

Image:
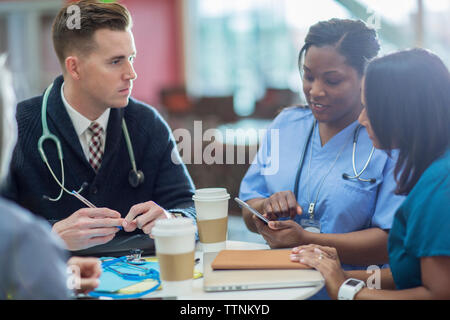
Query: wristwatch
338,278,365,300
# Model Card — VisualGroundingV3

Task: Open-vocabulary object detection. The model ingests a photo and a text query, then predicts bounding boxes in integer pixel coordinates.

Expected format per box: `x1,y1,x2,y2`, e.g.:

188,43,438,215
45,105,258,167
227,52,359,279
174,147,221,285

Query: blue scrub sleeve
370,152,405,230
239,121,277,201
405,174,450,257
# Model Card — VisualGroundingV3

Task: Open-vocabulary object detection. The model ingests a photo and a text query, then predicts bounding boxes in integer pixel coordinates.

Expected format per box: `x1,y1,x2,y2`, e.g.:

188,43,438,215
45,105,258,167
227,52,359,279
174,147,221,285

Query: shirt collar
61,82,110,136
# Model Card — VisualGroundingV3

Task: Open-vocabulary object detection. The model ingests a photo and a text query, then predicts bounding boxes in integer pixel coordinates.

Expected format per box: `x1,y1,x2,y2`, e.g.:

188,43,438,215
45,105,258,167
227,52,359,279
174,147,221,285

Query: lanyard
305,122,350,219
293,120,315,202
294,119,351,220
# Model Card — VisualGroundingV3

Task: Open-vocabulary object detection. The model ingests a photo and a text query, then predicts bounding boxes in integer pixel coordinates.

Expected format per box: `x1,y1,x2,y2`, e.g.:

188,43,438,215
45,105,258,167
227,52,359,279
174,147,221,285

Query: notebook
211,249,311,270
203,251,324,292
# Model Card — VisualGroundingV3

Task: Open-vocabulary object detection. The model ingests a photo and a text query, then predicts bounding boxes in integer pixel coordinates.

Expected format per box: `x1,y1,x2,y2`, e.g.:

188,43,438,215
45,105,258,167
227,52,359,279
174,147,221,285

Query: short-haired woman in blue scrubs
239,18,405,267
291,48,450,299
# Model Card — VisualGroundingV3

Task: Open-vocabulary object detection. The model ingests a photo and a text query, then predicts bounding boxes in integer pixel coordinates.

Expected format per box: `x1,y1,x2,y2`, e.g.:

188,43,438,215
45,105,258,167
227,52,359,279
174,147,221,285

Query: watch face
347,279,361,287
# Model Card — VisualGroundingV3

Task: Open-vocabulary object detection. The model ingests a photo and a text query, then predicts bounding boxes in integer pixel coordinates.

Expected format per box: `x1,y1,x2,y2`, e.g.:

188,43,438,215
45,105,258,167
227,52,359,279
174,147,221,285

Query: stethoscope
87,255,161,299
38,83,145,202
293,118,376,202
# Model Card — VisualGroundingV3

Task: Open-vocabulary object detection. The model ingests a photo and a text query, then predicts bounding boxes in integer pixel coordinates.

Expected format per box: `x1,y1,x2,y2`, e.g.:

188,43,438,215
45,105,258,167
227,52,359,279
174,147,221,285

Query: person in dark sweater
1,0,196,256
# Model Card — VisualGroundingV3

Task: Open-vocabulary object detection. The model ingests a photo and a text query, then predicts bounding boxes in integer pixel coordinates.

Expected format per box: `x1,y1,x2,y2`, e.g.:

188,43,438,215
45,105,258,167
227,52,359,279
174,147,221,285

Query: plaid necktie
88,122,104,172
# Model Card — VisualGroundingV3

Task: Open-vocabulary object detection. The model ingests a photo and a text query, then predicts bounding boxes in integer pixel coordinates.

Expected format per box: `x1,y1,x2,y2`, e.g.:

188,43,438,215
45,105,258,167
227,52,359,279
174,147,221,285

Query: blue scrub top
388,149,450,290
239,106,405,235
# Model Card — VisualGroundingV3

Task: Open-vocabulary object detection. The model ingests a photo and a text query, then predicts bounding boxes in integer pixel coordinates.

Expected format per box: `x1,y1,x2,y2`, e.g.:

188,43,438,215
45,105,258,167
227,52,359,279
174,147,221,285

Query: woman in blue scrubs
291,48,450,299
239,18,405,266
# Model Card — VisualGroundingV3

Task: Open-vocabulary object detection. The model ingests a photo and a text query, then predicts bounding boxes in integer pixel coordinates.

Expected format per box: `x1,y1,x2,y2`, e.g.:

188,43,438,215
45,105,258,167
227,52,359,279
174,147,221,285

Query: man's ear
64,56,81,80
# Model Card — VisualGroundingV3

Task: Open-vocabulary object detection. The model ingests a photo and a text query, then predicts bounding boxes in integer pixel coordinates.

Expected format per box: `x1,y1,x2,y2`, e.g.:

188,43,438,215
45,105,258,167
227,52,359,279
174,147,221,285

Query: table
145,240,324,300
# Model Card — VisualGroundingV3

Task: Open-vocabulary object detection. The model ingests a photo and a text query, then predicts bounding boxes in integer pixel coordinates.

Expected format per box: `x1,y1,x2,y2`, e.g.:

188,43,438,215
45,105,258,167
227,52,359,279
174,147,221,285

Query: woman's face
358,78,382,149
302,45,363,128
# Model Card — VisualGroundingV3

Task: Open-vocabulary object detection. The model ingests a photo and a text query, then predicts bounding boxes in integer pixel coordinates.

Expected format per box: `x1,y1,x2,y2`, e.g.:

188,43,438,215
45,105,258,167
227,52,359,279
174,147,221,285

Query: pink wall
0,0,182,106
121,0,184,107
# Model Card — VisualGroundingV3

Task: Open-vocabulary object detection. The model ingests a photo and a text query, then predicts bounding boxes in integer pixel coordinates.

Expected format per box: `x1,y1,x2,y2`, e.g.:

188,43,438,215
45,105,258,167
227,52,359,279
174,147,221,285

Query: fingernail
122,220,128,227
300,258,306,264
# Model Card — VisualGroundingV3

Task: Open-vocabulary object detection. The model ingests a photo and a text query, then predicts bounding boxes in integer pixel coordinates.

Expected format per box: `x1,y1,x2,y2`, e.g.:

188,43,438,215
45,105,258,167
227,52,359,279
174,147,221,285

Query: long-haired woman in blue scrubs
291,48,450,299
239,18,405,267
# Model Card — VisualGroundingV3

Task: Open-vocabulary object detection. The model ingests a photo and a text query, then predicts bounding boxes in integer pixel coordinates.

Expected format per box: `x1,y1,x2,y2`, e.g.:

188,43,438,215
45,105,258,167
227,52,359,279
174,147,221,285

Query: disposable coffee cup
151,218,197,295
193,188,230,252
194,188,228,198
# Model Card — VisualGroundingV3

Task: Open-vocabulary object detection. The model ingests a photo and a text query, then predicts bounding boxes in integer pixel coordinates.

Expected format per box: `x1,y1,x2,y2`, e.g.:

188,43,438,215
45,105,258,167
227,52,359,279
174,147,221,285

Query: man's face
77,28,137,110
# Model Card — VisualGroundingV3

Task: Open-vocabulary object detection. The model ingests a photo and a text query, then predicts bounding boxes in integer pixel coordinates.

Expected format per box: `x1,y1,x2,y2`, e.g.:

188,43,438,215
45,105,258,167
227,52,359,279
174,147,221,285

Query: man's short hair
52,0,132,65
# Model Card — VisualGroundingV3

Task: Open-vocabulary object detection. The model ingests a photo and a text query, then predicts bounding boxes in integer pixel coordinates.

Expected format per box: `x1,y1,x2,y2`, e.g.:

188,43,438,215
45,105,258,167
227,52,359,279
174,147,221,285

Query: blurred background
0,0,449,226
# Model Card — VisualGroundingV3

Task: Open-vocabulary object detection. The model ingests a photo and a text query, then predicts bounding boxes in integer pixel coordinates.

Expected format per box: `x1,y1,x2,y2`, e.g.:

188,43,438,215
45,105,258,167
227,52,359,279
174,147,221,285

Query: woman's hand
291,244,348,299
262,191,302,220
253,217,306,248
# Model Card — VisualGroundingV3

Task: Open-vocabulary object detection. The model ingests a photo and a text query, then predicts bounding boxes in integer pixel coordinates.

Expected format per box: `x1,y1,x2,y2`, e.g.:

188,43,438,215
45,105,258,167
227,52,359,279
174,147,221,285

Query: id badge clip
300,203,321,233
300,218,321,233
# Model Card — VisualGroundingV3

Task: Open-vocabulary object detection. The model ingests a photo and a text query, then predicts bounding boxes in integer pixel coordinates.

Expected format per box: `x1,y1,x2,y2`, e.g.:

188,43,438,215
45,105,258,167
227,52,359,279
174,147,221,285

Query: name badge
300,218,321,233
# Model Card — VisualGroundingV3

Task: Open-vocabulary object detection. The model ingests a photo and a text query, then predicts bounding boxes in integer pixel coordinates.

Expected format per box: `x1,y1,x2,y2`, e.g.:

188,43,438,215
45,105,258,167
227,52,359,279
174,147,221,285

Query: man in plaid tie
3,1,196,254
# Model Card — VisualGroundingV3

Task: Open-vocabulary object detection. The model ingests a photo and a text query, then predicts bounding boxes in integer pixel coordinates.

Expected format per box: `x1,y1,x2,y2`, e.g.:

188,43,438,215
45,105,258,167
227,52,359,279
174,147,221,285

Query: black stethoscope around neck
38,83,144,202
293,119,376,201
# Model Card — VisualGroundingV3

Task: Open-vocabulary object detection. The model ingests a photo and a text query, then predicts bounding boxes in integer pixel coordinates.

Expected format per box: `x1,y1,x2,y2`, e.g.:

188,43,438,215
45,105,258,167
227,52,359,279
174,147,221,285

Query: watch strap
338,278,365,300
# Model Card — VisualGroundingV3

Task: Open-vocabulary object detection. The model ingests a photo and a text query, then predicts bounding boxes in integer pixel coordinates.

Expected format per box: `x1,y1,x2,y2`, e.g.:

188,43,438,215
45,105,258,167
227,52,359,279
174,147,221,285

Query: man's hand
52,208,123,251
122,201,172,237
67,257,102,294
253,216,308,248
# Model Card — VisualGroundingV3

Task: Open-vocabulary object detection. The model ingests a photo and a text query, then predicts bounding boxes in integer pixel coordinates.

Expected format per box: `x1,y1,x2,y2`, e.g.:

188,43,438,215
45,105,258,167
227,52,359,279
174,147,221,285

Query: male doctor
2,0,196,255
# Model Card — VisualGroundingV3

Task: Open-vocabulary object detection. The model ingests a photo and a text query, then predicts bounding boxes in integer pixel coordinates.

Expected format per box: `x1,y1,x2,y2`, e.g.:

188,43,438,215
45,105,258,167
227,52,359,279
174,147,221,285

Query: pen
71,190,123,230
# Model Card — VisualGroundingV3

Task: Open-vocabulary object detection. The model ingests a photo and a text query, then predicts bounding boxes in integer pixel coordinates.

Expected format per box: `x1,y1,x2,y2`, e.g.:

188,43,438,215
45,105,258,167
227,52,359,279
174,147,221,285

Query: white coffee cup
151,218,197,295
193,188,230,252
193,188,229,198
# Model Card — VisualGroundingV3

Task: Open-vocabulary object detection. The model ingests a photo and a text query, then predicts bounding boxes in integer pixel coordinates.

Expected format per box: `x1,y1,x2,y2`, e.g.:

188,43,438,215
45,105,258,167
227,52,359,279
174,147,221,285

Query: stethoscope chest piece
127,248,146,265
129,169,144,188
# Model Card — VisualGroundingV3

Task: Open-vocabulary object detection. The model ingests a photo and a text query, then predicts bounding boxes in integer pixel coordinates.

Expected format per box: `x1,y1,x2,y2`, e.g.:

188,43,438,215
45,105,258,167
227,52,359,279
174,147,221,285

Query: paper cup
194,188,228,198
193,188,230,252
151,218,197,295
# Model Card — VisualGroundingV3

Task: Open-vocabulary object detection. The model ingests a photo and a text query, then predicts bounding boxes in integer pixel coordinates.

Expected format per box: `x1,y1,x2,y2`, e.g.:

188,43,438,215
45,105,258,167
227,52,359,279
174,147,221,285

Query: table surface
145,240,324,300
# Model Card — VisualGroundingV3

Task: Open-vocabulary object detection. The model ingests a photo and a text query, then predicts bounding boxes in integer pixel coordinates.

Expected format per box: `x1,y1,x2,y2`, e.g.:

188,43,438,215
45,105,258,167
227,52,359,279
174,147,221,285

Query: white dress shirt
61,82,110,161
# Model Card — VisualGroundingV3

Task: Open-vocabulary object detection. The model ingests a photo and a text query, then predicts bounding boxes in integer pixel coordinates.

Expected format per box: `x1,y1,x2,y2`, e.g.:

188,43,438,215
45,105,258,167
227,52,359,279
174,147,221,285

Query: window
185,0,450,116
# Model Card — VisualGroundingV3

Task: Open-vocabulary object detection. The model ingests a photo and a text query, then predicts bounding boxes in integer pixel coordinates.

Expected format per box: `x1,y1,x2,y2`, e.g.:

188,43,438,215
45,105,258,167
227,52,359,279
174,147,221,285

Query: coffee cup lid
192,193,230,202
151,218,197,237
194,188,228,197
